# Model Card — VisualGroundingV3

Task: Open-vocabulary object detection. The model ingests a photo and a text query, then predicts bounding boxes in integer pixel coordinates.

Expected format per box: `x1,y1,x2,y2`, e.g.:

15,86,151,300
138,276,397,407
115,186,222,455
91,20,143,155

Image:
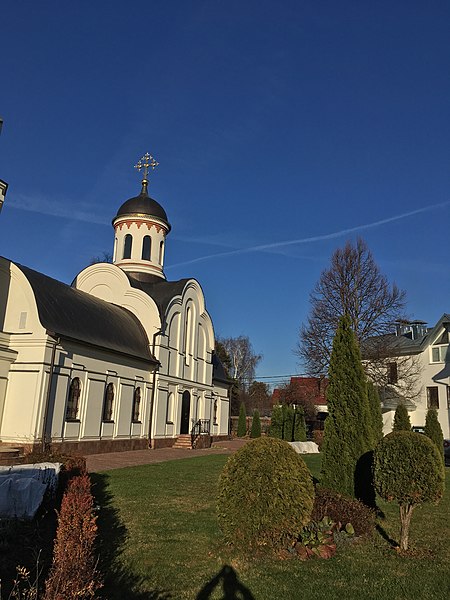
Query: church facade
0,154,230,454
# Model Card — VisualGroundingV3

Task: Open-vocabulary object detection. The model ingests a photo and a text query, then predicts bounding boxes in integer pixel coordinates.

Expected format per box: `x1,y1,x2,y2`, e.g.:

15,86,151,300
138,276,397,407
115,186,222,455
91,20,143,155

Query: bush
374,431,445,550
217,437,315,550
44,474,102,599
392,403,411,432
282,405,295,441
250,410,261,438
269,405,283,438
313,430,324,450
424,407,444,461
237,403,247,437
311,487,376,537
293,407,307,442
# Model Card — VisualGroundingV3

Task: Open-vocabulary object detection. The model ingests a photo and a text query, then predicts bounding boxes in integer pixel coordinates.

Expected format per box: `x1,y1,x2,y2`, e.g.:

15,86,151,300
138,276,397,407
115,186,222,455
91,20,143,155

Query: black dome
115,189,170,225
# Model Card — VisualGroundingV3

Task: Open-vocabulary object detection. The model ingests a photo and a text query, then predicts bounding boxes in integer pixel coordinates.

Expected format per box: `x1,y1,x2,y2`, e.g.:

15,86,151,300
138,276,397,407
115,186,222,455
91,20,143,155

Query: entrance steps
172,434,192,449
0,447,23,466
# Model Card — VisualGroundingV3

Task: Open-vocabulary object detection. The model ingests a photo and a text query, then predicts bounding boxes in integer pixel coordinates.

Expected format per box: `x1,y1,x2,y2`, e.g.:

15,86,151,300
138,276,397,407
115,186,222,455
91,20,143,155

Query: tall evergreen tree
237,403,247,437
250,409,261,438
269,405,283,438
367,381,383,444
293,406,307,442
392,403,411,432
321,314,372,497
424,407,444,461
282,404,295,441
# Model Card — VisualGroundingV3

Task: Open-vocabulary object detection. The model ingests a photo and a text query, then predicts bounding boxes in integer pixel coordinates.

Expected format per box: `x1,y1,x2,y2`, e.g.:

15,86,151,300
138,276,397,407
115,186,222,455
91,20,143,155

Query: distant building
272,376,328,431
0,155,230,453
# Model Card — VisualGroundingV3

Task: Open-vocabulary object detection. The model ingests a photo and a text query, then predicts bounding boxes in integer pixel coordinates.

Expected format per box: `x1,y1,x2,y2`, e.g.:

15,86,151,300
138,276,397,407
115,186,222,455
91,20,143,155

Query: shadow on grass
375,523,398,548
90,473,171,600
196,565,255,600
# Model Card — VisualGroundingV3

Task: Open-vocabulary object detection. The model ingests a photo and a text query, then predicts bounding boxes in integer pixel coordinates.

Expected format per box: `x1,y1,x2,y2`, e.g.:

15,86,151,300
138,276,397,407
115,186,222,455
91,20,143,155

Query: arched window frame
213,397,218,425
132,387,142,422
103,382,115,422
159,240,164,264
66,377,81,421
142,235,151,261
123,234,133,259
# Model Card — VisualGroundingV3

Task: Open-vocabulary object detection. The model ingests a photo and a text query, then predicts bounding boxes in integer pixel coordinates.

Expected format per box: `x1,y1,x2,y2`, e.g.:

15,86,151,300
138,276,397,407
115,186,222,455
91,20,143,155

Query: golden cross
134,152,159,182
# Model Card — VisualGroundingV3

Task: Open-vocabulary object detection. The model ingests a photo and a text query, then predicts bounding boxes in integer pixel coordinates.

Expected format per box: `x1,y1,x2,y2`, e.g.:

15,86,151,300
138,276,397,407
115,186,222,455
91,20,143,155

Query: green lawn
91,454,449,600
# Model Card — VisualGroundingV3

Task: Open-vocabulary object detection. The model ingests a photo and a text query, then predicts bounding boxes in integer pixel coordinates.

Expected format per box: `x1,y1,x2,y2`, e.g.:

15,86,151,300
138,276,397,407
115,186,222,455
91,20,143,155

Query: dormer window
123,234,133,259
142,236,151,261
431,345,449,363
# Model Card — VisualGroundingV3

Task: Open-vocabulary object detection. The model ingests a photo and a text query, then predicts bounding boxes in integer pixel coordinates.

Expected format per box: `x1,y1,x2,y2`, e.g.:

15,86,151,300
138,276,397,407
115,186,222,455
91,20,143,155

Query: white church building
0,154,230,454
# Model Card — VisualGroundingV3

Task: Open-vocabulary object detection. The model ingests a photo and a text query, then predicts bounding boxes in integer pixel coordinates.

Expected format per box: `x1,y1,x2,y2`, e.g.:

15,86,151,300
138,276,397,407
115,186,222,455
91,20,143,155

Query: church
0,153,230,454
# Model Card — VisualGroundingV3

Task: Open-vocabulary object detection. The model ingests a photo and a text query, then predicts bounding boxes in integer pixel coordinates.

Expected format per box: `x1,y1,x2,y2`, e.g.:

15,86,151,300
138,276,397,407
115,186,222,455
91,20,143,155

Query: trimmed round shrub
374,431,445,550
217,437,315,550
311,487,376,537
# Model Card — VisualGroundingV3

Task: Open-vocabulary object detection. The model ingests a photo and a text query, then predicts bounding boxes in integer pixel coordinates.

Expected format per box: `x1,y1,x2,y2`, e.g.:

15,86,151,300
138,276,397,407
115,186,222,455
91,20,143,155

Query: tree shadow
196,565,255,600
354,451,377,509
375,523,398,548
90,473,171,600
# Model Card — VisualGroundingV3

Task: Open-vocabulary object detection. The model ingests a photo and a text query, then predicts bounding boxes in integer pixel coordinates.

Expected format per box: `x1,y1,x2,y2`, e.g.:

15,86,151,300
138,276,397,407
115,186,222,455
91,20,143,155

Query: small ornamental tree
250,409,261,438
269,405,283,439
293,407,307,442
237,403,247,437
367,381,383,444
424,407,444,461
283,404,295,441
392,403,411,432
374,431,445,551
217,437,315,550
321,315,372,498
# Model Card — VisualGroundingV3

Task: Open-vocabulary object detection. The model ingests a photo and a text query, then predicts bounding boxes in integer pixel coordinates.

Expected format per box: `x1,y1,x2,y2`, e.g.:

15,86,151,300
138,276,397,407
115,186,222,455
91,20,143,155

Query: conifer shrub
374,431,445,550
250,409,261,438
217,437,315,550
424,407,444,461
237,403,247,437
269,405,283,438
367,381,383,444
282,404,295,441
392,402,411,432
311,487,376,537
44,474,102,599
293,407,307,442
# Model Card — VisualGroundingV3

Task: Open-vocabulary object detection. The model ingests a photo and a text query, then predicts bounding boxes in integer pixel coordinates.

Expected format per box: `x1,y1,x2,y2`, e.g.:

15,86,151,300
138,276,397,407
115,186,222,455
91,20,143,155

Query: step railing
190,419,211,448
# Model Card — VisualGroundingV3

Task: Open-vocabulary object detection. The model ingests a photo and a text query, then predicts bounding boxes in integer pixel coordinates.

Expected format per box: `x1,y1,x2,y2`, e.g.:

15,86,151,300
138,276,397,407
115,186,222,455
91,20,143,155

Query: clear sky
1,1,449,388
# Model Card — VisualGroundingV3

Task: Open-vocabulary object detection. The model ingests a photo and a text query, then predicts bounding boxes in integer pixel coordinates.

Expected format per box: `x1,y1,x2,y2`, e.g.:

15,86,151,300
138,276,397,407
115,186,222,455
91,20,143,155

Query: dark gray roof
16,263,156,363
115,187,170,229
212,352,231,384
126,272,191,319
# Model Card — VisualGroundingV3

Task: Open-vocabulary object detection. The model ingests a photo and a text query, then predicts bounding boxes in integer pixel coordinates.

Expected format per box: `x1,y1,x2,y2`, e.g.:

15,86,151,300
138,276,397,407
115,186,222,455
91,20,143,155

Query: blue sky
1,1,449,387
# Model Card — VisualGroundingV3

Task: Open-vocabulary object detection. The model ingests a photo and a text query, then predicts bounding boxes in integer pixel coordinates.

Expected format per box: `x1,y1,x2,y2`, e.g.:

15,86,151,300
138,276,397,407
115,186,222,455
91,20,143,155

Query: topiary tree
269,405,283,438
250,409,261,438
293,406,307,442
282,404,295,441
374,431,445,550
367,381,383,444
424,407,444,462
392,402,411,432
321,315,372,498
217,437,315,550
237,403,247,437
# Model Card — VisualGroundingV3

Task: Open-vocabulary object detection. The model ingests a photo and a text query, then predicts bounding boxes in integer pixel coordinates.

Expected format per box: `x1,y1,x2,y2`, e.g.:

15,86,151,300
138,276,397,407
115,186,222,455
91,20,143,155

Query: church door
180,390,191,434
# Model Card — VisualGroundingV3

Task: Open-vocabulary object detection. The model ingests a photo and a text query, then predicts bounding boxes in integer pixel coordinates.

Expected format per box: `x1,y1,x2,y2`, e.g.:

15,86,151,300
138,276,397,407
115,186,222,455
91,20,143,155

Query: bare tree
217,335,262,393
297,238,406,376
247,381,271,415
275,380,318,422
89,251,113,265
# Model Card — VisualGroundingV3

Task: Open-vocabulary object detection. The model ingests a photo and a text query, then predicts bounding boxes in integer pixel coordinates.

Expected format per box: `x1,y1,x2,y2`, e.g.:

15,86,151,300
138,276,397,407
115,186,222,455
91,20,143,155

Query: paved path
86,438,249,472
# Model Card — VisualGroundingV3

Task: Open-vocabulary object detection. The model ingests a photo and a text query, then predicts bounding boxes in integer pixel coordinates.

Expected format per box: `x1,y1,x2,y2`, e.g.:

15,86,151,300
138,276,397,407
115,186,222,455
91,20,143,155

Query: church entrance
180,390,191,434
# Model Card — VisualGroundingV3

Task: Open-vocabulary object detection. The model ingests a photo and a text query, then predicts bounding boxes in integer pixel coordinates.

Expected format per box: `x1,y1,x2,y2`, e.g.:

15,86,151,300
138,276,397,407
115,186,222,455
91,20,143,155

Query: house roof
16,263,156,363
125,272,191,319
212,351,230,384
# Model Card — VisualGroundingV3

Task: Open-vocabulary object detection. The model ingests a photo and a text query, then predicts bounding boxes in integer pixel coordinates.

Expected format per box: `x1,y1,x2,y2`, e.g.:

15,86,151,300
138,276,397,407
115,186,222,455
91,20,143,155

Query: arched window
159,240,164,264
132,387,141,422
123,234,133,259
103,382,115,421
213,398,218,425
66,377,81,421
142,236,151,260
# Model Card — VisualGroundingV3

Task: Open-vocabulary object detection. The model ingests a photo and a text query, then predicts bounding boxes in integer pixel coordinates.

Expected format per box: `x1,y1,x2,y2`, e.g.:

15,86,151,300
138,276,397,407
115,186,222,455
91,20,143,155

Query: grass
91,454,450,600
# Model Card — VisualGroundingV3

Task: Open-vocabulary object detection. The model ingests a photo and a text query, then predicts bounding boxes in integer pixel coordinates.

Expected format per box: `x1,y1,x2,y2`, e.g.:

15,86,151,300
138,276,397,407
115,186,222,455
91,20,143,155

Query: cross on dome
134,152,159,184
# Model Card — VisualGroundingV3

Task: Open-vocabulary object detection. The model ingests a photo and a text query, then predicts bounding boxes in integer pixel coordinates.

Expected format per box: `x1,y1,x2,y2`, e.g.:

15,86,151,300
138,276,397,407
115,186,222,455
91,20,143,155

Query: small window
66,378,81,421
166,393,174,424
142,236,151,260
213,398,218,425
427,386,439,409
431,345,448,363
132,387,141,422
103,382,115,421
387,362,398,384
431,347,441,363
123,234,132,259
159,240,164,264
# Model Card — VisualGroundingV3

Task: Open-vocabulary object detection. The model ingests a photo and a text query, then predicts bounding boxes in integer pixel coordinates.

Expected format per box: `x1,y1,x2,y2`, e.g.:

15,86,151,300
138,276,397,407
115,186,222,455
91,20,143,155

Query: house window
103,383,115,421
132,387,141,422
387,362,398,384
427,386,439,409
66,377,81,421
123,234,132,259
166,392,174,424
159,240,164,264
431,345,448,363
213,398,218,425
142,236,151,260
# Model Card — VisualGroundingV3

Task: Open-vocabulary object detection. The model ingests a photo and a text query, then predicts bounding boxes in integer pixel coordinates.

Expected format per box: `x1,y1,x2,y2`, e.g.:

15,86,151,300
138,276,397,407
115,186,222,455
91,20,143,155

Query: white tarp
288,441,320,454
0,462,61,519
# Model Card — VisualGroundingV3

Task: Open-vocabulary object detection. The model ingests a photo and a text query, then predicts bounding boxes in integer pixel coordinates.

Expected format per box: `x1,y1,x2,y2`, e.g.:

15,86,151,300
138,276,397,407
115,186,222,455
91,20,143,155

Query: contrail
168,200,450,269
